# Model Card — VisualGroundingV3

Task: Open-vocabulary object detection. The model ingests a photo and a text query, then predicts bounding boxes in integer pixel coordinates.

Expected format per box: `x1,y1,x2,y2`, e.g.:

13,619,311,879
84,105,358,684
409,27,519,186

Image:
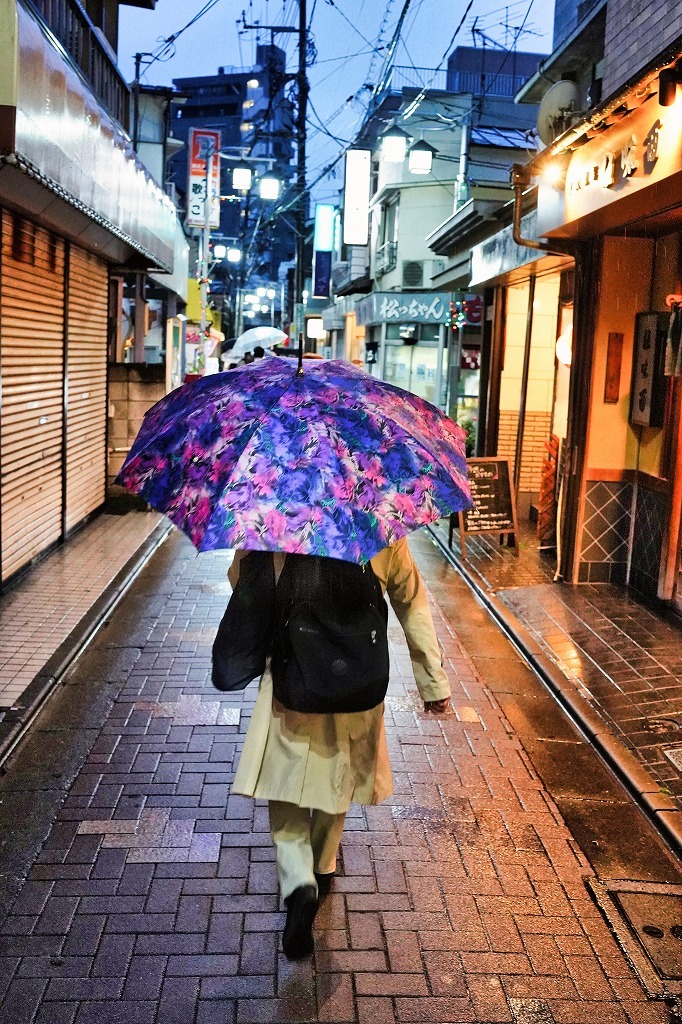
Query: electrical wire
137,0,223,80
323,0,386,54
400,0,476,119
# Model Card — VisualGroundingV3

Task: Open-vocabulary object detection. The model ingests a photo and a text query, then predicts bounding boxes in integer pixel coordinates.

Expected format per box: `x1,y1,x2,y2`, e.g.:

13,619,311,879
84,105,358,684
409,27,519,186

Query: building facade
515,1,682,612
0,0,178,587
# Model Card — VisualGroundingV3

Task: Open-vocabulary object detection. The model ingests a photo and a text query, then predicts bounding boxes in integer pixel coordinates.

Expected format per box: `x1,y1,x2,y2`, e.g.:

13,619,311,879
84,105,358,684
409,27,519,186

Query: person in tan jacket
228,535,450,959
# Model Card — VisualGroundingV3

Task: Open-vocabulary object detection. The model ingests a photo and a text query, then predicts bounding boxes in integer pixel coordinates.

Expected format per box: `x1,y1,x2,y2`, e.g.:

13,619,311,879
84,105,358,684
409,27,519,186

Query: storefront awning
0,0,177,271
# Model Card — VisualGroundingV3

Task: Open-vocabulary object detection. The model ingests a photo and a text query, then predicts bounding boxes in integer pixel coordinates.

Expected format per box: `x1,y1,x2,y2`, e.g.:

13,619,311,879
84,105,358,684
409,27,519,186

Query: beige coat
230,536,450,815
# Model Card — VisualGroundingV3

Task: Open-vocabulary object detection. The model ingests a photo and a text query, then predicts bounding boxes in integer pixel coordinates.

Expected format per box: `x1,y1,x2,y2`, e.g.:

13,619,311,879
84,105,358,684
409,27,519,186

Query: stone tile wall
578,480,632,584
603,0,682,97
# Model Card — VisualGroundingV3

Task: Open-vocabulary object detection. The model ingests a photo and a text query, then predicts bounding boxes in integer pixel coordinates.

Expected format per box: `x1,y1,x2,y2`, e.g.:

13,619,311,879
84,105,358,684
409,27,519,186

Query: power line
137,0,223,80
401,0,476,119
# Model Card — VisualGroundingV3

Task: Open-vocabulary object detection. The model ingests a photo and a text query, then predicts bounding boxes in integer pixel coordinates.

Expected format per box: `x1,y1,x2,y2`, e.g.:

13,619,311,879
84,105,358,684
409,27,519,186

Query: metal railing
25,0,131,129
375,240,397,277
448,69,531,98
386,66,447,92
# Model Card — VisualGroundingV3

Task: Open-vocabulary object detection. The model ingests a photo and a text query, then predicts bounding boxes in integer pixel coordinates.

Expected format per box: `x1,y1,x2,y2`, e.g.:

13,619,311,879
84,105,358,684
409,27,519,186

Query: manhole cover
645,718,681,734
615,891,682,979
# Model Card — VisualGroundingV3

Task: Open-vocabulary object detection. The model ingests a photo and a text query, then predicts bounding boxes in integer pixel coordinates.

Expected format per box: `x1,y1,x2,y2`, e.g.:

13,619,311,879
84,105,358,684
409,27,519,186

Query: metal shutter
1,211,65,581
65,246,108,532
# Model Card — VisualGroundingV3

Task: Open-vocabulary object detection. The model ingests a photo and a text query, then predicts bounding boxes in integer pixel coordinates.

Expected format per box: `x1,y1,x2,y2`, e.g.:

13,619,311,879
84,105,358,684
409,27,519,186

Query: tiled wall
603,0,682,97
108,364,166,486
497,409,552,497
578,480,632,584
629,485,666,599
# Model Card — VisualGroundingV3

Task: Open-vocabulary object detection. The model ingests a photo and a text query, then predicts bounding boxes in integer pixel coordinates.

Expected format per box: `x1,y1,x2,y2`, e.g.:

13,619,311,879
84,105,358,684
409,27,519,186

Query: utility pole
293,0,308,349
238,5,308,344
133,52,142,149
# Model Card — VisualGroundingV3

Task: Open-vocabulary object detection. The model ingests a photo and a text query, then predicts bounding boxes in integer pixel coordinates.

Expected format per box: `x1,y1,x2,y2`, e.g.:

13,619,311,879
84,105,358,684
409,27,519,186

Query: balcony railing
375,241,397,277
386,66,448,93
25,0,131,129
448,69,531,99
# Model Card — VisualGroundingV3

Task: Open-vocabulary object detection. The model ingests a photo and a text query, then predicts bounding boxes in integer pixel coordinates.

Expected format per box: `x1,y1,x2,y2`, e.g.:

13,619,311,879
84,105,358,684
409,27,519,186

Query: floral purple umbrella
115,357,472,564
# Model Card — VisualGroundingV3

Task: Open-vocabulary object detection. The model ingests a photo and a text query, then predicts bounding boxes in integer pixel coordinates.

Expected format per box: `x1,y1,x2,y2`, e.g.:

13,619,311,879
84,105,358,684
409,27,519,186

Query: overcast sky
119,0,554,199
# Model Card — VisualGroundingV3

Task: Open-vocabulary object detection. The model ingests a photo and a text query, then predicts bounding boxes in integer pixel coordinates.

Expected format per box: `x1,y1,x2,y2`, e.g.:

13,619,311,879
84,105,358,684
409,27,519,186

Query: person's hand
424,697,452,715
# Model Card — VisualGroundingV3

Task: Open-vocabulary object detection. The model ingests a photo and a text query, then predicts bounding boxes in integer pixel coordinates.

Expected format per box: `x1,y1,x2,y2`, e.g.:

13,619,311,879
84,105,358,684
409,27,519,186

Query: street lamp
232,164,253,191
408,139,437,175
227,247,241,263
258,174,281,200
381,125,410,163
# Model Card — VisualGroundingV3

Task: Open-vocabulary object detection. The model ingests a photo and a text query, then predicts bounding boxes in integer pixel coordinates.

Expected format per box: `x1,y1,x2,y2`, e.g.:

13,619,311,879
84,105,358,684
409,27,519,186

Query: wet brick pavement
0,512,163,709
432,519,682,812
0,531,674,1023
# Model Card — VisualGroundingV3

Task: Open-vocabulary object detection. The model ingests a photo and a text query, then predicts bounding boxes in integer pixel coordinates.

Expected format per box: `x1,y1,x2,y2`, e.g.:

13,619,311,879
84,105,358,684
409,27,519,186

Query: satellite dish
537,80,582,146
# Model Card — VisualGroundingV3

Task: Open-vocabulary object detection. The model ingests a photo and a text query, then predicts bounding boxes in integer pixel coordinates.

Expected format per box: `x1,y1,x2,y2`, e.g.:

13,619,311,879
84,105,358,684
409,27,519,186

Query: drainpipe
455,118,470,210
510,163,569,256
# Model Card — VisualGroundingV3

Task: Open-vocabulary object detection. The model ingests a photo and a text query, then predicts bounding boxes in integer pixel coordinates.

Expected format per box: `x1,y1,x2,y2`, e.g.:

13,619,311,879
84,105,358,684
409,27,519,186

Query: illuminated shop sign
356,292,451,326
560,98,682,231
566,120,661,194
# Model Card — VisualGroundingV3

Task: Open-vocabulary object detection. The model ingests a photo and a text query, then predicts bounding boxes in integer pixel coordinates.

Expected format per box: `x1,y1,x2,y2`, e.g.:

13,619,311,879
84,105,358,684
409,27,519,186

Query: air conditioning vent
402,260,423,287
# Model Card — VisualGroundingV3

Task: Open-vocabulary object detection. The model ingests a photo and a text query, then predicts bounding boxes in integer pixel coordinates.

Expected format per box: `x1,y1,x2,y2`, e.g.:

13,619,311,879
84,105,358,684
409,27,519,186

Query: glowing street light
258,174,281,200
232,164,253,191
381,125,410,163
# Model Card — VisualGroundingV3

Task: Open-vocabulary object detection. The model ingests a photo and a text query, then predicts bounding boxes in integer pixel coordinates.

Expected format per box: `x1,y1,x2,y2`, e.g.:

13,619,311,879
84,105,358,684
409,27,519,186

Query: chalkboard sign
449,457,519,558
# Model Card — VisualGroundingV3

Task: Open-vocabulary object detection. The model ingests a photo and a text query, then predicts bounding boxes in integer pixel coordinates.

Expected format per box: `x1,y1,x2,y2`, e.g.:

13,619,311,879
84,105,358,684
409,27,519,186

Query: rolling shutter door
65,247,108,532
1,211,65,582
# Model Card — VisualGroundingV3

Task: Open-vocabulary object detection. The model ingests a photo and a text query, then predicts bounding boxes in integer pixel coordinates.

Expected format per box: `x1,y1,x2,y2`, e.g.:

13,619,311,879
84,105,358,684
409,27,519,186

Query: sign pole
199,144,214,369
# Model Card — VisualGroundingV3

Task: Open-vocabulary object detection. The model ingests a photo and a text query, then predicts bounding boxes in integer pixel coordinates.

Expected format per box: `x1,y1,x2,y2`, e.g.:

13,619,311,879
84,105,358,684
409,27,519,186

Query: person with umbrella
115,353,472,961
227,536,452,960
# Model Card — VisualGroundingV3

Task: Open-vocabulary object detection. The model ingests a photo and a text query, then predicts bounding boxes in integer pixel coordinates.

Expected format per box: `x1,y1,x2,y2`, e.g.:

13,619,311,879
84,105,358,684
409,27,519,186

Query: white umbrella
230,327,288,359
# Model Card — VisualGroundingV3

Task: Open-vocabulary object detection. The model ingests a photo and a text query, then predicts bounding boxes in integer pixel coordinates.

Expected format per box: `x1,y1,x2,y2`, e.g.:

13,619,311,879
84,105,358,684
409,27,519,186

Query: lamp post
228,163,281,338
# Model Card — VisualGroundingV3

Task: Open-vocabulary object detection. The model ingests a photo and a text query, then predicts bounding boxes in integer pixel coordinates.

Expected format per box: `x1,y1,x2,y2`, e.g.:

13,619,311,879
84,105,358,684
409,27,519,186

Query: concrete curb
0,519,172,772
426,524,682,860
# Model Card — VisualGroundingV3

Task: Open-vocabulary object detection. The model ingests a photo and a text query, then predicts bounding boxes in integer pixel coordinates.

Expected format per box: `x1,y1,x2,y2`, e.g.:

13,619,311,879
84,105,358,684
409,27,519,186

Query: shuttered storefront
65,247,108,532
0,211,110,584
1,212,65,581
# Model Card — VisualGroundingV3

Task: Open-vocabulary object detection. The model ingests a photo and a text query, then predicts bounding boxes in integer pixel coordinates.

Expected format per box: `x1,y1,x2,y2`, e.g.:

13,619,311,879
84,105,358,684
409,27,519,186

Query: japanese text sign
629,312,667,428
356,292,451,326
187,128,221,229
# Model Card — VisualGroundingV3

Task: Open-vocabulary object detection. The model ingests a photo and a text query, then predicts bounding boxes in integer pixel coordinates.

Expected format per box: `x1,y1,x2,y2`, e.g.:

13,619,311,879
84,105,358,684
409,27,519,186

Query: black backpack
212,551,275,692
270,554,389,714
212,552,389,714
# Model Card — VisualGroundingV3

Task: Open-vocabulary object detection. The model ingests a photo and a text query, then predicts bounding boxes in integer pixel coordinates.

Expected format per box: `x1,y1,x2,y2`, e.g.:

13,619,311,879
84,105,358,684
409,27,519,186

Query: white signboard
187,128,221,229
343,149,371,246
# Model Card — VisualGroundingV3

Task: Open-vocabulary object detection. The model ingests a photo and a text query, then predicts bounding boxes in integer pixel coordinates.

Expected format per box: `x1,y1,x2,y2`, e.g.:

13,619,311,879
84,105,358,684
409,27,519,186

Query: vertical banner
313,203,335,298
343,149,371,246
187,128,221,228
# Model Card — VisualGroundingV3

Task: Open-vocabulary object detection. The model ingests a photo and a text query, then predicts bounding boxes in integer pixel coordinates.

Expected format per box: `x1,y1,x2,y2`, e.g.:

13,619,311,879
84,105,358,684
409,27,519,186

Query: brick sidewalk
0,512,164,709
0,532,672,1024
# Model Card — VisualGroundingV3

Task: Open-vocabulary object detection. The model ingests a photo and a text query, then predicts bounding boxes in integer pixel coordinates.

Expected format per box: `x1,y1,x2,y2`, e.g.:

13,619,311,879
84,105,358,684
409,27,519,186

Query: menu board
449,457,518,558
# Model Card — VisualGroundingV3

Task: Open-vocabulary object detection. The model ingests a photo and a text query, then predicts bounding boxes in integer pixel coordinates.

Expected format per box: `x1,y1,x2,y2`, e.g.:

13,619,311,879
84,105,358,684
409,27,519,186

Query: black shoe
314,871,334,897
282,884,319,961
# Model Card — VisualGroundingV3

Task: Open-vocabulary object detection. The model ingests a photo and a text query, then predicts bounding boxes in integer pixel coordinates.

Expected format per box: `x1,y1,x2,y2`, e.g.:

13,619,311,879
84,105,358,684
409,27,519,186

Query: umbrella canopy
115,358,472,564
230,327,288,358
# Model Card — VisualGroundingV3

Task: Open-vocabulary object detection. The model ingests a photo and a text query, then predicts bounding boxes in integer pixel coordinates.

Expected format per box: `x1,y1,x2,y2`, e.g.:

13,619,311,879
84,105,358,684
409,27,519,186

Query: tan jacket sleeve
380,537,451,703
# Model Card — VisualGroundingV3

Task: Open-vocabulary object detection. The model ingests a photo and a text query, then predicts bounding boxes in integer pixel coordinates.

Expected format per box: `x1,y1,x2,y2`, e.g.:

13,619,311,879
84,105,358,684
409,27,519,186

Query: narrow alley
0,529,677,1024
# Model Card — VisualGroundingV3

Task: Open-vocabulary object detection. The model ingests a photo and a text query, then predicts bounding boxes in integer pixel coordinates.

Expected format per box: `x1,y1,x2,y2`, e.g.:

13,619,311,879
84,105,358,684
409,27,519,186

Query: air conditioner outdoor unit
402,260,424,287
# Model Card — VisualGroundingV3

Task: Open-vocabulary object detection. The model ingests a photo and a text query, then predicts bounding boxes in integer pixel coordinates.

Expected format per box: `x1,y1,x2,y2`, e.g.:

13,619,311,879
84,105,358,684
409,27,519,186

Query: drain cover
664,747,682,771
615,892,682,979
